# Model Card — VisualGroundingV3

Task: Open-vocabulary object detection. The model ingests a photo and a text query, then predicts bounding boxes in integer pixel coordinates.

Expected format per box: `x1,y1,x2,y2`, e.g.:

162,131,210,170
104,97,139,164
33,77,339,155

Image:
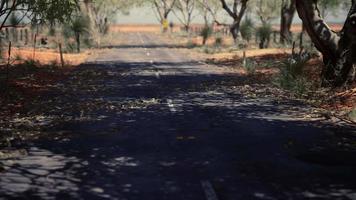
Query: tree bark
220,0,248,43
76,32,80,53
280,0,296,44
296,0,356,86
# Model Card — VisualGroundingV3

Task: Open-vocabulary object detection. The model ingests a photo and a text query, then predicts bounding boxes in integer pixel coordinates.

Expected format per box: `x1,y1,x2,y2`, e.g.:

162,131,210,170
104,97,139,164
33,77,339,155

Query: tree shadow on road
1,60,355,200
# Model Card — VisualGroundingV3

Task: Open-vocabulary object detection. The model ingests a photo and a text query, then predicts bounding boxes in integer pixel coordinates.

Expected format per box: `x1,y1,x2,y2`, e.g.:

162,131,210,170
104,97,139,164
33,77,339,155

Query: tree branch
296,0,340,64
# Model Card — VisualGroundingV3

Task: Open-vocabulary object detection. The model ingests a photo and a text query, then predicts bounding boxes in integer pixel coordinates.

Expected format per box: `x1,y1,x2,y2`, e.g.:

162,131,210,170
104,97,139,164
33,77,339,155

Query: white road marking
167,99,177,112
201,181,219,200
146,52,150,56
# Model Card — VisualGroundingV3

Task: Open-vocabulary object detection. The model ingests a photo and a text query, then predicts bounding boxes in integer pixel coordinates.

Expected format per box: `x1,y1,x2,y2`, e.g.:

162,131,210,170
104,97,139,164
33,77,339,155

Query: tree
253,0,280,48
81,0,135,34
0,0,77,31
296,0,356,86
280,0,296,44
219,0,249,42
173,0,196,32
196,0,222,27
318,0,340,18
254,0,280,25
64,15,90,53
151,0,177,31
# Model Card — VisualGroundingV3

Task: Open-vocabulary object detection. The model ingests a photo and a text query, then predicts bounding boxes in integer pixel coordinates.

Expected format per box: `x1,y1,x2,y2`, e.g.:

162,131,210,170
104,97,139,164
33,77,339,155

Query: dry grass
2,48,91,66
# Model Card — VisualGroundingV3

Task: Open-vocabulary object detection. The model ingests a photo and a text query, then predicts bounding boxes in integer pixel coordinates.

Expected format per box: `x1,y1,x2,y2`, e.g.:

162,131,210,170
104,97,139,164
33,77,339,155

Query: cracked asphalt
0,33,355,200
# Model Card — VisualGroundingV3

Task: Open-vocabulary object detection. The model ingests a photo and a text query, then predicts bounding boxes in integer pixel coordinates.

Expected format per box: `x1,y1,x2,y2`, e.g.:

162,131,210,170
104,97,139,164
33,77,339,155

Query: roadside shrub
274,49,312,95
186,40,197,48
62,15,90,53
348,109,356,122
256,23,273,49
215,36,223,47
243,58,257,75
65,40,76,53
48,26,56,36
200,26,213,45
203,47,214,54
22,59,40,72
14,54,23,61
240,18,254,42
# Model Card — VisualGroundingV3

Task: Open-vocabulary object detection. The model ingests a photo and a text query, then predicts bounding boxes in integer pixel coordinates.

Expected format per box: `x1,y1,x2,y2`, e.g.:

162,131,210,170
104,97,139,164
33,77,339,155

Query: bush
240,18,254,42
243,58,257,75
215,36,223,47
200,26,213,45
274,50,312,95
48,26,56,36
22,59,40,72
256,23,273,49
186,40,197,48
62,15,90,53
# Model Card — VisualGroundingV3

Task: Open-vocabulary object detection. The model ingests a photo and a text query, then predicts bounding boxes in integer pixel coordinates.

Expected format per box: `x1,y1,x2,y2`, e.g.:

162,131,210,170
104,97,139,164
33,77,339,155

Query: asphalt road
0,33,355,200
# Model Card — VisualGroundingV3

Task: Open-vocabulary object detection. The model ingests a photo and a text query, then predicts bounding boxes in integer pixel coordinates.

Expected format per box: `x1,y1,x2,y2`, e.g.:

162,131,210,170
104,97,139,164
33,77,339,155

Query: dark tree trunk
296,0,356,86
76,32,80,53
24,29,28,45
220,0,248,43
230,21,239,42
280,0,296,44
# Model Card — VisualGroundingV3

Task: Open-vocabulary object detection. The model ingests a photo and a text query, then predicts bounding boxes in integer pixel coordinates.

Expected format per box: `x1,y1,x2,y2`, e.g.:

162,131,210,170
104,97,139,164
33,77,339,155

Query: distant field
110,23,344,33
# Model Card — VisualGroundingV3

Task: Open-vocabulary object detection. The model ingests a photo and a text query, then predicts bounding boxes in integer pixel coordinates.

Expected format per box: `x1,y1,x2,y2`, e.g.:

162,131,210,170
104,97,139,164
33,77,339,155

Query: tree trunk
296,0,356,86
220,0,248,43
76,32,80,53
280,0,296,44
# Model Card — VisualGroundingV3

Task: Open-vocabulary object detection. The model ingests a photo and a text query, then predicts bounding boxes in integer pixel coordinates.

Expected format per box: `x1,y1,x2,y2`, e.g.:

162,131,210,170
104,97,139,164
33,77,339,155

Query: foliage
243,58,256,75
196,0,222,26
318,0,346,17
200,26,213,45
82,0,136,34
240,18,254,42
215,36,223,47
63,15,91,52
348,109,356,122
173,0,196,32
70,15,91,36
252,0,280,24
48,26,57,37
9,14,19,26
186,40,197,48
256,23,272,49
274,50,312,95
22,59,41,72
0,0,78,30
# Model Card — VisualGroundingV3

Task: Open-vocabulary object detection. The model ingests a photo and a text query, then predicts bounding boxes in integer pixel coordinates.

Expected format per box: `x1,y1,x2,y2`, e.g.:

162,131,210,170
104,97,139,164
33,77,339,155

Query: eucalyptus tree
173,0,196,32
219,0,249,42
0,0,78,31
280,0,296,44
296,0,356,86
150,0,177,31
318,0,341,18
253,0,280,25
196,0,221,27
81,0,135,34
253,0,280,48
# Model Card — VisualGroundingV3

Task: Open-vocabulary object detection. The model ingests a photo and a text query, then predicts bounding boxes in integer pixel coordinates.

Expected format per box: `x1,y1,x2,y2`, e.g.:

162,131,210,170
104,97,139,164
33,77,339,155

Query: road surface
0,33,355,200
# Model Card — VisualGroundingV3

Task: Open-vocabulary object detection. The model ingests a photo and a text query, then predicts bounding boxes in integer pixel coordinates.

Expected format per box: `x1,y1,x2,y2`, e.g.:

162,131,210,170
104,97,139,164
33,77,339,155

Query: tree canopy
0,0,78,29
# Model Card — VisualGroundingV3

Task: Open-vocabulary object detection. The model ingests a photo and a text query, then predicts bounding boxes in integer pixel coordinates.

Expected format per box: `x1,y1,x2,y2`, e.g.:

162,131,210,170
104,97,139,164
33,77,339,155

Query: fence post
6,41,12,88
33,33,37,60
59,43,64,68
24,29,28,45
